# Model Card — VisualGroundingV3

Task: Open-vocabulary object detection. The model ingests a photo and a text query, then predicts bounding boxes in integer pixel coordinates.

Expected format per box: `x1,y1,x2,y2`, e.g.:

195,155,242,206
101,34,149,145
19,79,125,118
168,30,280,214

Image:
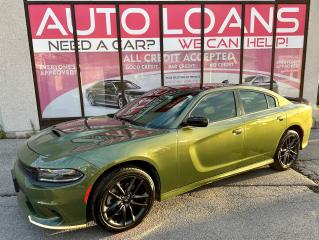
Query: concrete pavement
0,131,318,240
294,129,319,191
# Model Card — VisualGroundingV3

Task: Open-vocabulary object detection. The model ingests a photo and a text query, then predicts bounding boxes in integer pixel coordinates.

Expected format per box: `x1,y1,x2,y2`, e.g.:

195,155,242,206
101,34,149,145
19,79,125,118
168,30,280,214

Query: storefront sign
27,2,307,118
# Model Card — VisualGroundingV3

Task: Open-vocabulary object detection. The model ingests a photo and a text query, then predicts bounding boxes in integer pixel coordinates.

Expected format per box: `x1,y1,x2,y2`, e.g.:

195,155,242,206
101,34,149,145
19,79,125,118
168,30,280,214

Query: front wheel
270,130,300,171
91,167,155,232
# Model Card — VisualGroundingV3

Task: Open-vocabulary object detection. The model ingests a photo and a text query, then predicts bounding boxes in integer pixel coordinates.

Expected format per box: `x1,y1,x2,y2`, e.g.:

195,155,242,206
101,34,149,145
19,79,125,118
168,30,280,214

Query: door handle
232,128,242,135
277,116,284,121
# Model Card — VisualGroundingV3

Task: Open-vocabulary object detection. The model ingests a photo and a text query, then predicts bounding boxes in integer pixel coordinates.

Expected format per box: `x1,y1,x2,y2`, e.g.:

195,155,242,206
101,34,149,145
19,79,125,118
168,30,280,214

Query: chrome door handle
277,116,284,121
232,128,242,135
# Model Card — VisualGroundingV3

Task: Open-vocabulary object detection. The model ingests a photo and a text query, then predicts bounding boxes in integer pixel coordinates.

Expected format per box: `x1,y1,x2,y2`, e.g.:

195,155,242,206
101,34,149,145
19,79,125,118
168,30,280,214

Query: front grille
18,160,38,180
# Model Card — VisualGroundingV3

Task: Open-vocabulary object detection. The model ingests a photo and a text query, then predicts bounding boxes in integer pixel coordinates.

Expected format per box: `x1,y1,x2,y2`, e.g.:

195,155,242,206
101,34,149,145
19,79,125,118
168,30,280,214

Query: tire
118,96,127,109
90,167,155,232
270,130,300,171
88,94,96,106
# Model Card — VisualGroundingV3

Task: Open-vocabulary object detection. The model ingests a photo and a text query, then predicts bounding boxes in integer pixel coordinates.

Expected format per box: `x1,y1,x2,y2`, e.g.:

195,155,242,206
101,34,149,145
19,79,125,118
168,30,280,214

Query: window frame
265,94,277,109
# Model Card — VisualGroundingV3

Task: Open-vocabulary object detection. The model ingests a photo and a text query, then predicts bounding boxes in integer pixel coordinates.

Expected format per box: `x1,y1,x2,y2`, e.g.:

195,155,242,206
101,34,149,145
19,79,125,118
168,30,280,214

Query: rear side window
266,95,276,108
190,91,236,122
239,91,268,114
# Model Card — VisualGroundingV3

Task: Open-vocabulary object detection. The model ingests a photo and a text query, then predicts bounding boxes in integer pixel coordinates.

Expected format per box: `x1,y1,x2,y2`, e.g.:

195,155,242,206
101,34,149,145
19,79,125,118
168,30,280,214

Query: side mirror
183,116,208,127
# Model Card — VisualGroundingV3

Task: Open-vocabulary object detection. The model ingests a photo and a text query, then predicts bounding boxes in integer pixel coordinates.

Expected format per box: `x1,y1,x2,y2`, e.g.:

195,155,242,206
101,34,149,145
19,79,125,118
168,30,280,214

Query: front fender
78,130,179,198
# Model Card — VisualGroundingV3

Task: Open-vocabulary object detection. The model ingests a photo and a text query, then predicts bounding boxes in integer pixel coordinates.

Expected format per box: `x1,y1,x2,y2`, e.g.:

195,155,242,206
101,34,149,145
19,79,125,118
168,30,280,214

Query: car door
177,90,246,187
238,90,286,164
103,82,117,105
93,81,106,103
89,81,104,103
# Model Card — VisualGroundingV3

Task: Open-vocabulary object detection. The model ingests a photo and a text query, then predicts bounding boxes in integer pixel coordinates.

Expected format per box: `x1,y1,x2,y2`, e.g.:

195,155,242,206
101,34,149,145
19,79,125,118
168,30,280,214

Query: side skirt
161,158,274,201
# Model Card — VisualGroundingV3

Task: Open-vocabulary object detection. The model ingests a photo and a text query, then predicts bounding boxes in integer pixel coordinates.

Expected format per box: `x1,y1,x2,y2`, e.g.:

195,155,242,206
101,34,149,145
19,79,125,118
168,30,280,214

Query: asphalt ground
0,130,318,240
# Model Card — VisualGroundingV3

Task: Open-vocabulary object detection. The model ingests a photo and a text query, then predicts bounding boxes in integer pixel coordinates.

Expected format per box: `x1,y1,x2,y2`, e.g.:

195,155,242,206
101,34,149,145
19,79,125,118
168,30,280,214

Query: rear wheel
91,167,155,232
270,130,300,171
118,96,127,109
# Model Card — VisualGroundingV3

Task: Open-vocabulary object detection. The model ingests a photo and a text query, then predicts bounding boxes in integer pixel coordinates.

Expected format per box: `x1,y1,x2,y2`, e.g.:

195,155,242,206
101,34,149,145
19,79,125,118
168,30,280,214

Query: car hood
27,117,166,158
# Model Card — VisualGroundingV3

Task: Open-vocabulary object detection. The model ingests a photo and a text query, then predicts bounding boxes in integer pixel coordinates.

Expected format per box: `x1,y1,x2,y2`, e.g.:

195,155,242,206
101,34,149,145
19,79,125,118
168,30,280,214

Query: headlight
37,168,83,183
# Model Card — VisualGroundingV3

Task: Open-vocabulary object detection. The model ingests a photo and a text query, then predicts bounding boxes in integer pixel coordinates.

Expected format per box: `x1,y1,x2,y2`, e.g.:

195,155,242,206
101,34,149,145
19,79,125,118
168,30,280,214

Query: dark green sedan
12,85,312,232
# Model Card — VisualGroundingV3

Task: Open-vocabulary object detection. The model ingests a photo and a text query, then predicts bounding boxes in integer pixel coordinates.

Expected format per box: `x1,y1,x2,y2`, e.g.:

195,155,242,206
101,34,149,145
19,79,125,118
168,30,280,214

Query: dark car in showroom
244,75,279,93
86,80,146,109
222,75,279,93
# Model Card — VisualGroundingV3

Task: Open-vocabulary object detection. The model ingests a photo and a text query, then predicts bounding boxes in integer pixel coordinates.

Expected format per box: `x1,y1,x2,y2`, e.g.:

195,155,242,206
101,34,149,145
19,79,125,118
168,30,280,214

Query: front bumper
12,144,98,230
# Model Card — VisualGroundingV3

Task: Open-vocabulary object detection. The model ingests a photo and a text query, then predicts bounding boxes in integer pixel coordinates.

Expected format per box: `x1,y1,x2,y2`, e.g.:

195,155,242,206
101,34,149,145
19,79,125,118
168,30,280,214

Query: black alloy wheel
88,94,96,106
270,130,300,171
91,167,155,232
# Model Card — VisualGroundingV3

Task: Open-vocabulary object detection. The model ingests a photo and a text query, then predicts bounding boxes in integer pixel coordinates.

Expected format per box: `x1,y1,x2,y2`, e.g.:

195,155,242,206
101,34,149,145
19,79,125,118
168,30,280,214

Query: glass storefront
203,4,242,85
25,1,309,127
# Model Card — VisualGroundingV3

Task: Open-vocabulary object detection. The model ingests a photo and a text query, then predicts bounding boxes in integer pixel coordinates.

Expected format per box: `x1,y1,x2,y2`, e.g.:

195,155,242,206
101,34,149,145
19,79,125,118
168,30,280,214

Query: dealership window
273,4,307,98
25,1,310,128
242,4,274,91
163,4,201,86
75,4,121,117
204,4,242,84
28,4,82,118
120,4,162,96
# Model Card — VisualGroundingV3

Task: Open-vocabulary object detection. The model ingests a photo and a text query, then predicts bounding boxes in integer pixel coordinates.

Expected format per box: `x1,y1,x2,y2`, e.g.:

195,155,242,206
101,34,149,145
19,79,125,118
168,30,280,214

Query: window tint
116,91,198,129
104,83,115,92
239,91,268,114
253,76,263,83
263,76,271,83
191,91,236,122
266,95,276,108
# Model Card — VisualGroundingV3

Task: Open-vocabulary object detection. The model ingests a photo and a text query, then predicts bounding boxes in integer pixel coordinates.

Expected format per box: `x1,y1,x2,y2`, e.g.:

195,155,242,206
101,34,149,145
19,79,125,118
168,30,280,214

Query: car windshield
244,76,256,82
115,89,198,129
112,81,140,90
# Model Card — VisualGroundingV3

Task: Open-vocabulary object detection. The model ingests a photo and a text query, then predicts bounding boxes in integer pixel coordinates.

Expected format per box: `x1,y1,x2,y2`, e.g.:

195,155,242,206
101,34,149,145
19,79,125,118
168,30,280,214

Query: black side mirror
183,116,208,127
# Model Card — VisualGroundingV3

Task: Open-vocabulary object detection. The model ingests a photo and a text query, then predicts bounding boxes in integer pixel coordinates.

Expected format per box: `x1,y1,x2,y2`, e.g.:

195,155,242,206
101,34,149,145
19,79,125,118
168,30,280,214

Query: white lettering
277,8,299,33
36,8,68,36
96,8,116,35
250,7,274,33
121,8,150,35
163,8,183,35
185,8,215,34
218,7,242,34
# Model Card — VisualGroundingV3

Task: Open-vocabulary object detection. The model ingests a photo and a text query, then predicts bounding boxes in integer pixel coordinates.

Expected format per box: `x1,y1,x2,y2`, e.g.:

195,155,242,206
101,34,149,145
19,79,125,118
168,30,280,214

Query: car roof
143,84,281,97
103,80,130,83
140,84,233,97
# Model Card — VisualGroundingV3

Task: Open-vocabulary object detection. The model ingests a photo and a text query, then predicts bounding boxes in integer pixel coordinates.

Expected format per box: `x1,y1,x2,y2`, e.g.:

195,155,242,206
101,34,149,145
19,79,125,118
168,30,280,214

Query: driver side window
253,76,263,84
190,91,237,123
104,83,115,93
